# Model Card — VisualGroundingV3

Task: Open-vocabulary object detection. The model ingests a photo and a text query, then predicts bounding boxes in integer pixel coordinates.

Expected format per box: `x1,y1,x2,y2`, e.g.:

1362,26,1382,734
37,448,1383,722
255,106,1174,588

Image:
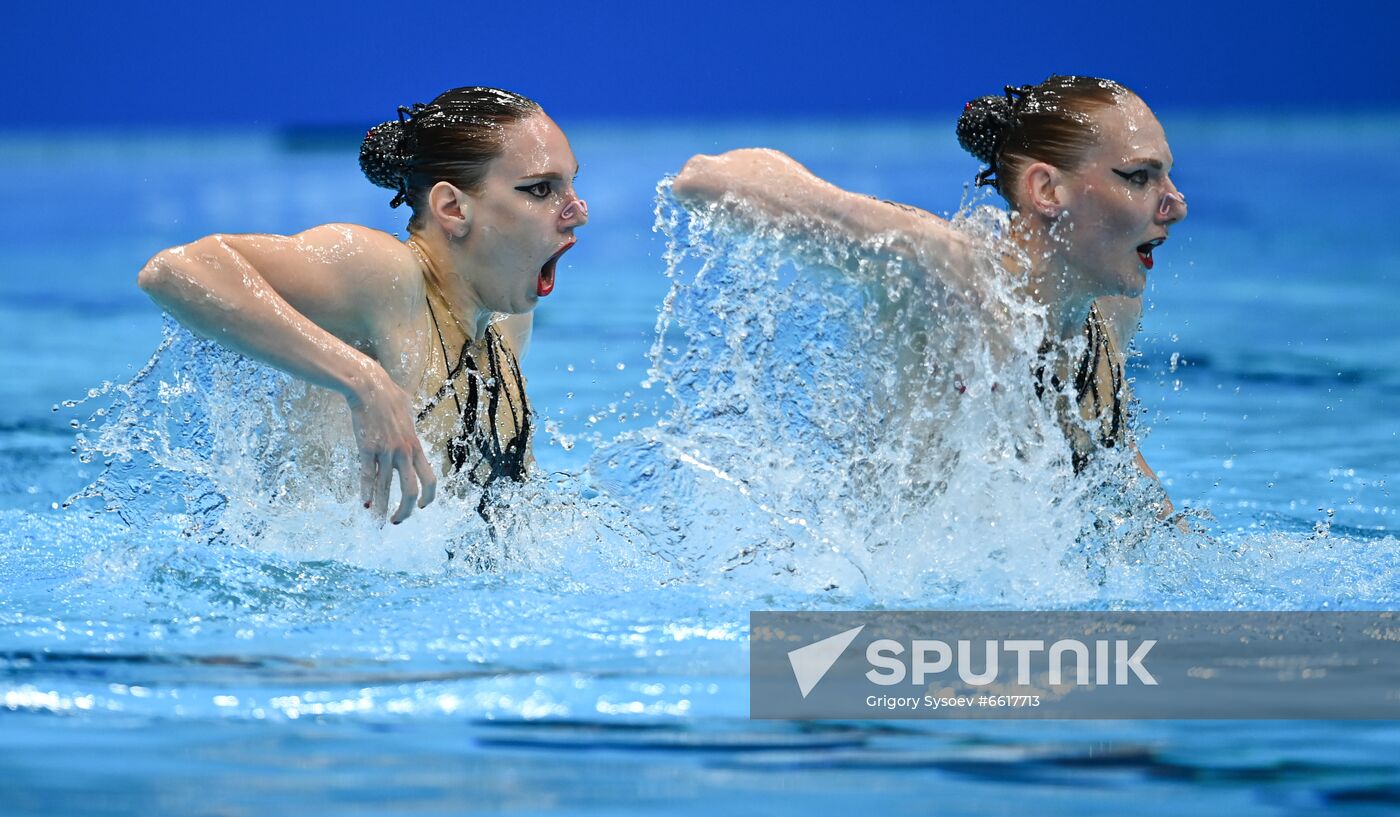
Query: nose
1158,184,1187,224
560,196,588,227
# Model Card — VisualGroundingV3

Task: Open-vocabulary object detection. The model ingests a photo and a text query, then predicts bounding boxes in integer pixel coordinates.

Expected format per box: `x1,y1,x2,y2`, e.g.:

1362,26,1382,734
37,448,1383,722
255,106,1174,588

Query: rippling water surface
1,116,1397,815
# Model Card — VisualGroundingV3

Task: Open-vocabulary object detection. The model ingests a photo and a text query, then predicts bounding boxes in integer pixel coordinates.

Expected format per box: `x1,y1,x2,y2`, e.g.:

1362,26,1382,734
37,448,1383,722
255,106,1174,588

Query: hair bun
359,120,410,191
956,94,1014,166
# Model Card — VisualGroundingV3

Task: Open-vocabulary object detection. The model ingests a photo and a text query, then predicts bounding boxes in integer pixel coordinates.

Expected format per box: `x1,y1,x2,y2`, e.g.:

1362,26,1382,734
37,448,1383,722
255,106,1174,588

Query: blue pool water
1,114,1398,815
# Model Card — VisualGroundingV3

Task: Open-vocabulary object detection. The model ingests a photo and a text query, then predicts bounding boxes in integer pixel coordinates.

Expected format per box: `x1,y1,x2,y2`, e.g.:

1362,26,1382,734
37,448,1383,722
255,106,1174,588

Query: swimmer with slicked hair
673,75,1186,518
139,87,587,525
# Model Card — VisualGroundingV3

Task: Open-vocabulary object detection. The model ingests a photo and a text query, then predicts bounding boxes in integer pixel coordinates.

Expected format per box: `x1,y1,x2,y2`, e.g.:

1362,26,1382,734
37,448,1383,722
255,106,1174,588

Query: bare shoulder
292,223,423,322
317,225,428,353
887,200,974,252
200,223,422,350
295,224,419,294
876,202,980,292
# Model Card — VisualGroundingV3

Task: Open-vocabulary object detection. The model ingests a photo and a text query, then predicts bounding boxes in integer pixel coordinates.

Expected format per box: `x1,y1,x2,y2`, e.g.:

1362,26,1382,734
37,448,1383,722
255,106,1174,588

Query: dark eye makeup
516,181,553,198
1112,168,1151,186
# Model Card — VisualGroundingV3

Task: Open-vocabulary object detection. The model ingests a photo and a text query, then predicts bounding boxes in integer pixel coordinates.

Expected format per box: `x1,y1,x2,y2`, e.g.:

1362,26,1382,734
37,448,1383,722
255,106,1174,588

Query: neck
408,232,491,342
1010,214,1095,341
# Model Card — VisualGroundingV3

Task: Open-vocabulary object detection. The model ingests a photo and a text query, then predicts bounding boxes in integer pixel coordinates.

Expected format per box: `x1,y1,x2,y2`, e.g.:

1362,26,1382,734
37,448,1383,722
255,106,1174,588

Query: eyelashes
1112,168,1151,186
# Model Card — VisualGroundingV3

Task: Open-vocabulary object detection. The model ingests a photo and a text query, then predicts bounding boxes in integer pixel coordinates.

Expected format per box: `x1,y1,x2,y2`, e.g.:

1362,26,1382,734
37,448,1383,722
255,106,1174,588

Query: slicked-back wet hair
957,75,1132,208
360,86,542,230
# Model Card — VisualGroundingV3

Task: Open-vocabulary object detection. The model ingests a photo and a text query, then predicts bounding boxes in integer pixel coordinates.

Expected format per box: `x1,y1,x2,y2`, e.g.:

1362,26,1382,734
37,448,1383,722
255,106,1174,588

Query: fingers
359,452,377,510
347,379,436,524
362,442,436,525
372,451,393,523
390,453,420,525
390,444,437,523
414,444,437,510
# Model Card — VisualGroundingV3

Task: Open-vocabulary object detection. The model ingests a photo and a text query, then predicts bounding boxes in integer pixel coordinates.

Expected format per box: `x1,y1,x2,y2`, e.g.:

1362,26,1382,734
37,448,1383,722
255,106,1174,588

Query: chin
503,293,536,315
1117,268,1147,298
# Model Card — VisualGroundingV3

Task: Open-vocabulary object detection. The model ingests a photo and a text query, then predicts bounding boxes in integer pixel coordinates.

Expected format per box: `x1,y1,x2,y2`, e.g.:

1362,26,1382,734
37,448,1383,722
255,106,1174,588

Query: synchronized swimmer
139,87,586,525
673,75,1187,517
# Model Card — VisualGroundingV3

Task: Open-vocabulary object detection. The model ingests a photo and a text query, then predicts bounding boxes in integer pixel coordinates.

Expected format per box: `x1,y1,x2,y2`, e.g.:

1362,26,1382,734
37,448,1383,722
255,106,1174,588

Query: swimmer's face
1056,96,1187,298
460,111,586,313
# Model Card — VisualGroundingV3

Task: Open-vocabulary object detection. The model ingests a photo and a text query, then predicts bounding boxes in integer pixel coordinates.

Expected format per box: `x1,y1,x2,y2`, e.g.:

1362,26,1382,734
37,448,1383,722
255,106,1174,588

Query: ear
1019,161,1067,218
427,181,474,238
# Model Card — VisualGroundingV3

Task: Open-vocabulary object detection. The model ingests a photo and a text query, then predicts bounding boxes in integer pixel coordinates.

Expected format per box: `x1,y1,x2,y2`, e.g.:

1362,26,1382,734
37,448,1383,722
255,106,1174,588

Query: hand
1157,496,1204,535
672,149,790,204
345,369,437,524
672,154,723,203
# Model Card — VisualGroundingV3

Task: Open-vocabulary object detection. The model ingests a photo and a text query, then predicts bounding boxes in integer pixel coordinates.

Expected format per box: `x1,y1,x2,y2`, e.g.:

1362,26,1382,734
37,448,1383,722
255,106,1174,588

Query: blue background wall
5,0,1396,127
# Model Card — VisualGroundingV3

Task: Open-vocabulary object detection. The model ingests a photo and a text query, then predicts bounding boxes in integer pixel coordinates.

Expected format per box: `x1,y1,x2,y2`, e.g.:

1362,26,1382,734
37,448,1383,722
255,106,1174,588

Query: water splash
44,186,1397,613
60,318,662,584
584,182,1386,607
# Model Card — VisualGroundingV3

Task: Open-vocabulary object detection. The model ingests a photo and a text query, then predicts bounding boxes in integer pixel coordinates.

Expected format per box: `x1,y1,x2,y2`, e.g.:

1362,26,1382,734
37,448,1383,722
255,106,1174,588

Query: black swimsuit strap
471,326,530,472
1079,304,1126,445
489,328,531,461
415,296,474,423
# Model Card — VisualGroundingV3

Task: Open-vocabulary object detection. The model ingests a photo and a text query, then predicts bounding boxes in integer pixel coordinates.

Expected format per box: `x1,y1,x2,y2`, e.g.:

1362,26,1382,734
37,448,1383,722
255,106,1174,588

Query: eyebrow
519,165,582,181
1122,157,1166,170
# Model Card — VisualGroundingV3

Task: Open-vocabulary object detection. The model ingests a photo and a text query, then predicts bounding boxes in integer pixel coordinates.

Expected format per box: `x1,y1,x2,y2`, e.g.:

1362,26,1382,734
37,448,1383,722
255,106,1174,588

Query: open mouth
1136,237,1166,270
538,239,575,297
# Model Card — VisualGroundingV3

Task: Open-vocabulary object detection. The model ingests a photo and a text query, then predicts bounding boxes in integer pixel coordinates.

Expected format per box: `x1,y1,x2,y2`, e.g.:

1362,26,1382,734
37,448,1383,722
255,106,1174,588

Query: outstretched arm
137,224,436,523
672,148,980,295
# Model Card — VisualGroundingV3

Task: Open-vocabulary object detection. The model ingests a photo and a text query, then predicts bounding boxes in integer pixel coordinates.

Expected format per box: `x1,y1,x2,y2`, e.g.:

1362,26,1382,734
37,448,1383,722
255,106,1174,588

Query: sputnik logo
787,625,865,698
